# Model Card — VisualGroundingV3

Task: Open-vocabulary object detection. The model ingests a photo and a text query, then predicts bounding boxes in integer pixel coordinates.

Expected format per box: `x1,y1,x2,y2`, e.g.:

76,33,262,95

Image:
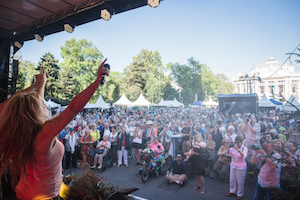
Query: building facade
233,57,300,102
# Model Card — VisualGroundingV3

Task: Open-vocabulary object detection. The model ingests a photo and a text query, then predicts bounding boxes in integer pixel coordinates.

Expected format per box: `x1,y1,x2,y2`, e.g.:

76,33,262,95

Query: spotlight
64,18,75,33
14,40,23,49
148,0,160,8
101,9,112,21
34,32,44,42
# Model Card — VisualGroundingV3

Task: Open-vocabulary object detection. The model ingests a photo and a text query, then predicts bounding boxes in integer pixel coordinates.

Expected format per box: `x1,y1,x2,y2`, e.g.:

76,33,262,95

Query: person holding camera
243,115,261,154
224,136,248,199
251,141,281,200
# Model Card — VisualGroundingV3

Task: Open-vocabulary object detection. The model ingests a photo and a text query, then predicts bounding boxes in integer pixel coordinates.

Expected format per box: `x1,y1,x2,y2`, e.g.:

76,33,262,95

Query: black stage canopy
0,0,158,102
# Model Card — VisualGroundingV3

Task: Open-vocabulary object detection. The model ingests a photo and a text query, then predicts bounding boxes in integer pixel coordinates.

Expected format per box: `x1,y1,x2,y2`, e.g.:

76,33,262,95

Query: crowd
56,105,300,200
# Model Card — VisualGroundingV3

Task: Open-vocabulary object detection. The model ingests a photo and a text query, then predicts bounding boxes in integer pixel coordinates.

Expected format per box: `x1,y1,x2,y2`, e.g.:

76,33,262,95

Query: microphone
99,63,110,85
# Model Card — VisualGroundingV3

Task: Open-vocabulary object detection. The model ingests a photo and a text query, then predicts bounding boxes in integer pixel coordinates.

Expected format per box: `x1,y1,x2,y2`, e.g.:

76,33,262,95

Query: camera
229,143,234,148
246,118,250,122
251,144,266,151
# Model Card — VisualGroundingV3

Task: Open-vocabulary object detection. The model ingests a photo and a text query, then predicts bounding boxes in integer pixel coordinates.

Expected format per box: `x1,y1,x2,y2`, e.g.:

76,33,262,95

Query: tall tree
16,60,37,92
213,73,234,97
102,71,124,103
36,53,60,98
60,38,104,102
56,67,76,101
123,49,165,102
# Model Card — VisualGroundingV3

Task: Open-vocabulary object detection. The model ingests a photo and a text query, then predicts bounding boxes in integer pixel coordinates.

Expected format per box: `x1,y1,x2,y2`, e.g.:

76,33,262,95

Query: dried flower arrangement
60,162,138,200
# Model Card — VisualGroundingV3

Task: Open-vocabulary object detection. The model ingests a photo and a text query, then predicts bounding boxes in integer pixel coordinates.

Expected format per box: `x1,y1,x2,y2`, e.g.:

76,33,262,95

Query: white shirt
104,128,111,138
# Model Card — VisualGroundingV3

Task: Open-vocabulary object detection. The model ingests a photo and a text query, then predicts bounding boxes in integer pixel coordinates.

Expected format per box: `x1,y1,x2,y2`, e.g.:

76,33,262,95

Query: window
260,86,264,94
279,85,284,93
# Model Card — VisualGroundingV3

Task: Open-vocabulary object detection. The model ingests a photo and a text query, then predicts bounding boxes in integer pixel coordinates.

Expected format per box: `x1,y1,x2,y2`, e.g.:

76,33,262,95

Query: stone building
233,57,300,101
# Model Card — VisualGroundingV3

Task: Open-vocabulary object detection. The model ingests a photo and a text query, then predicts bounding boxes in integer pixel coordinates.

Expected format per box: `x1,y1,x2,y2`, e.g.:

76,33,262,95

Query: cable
266,42,300,79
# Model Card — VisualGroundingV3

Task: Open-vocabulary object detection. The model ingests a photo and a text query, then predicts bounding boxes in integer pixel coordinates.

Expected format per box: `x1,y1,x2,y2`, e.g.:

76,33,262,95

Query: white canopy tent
282,95,300,111
202,97,218,108
258,94,276,107
159,98,184,107
158,98,165,106
131,93,151,107
113,93,132,107
45,99,61,109
83,95,110,109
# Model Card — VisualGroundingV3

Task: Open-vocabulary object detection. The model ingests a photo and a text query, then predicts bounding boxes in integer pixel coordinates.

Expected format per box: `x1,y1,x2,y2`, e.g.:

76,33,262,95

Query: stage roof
0,0,149,42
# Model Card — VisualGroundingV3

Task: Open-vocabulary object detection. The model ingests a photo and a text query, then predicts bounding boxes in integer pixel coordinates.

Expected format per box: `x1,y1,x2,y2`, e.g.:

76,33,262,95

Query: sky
19,0,300,79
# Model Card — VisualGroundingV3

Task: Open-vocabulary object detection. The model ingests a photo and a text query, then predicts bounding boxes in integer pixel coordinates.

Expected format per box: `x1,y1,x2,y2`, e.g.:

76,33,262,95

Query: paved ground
64,157,256,200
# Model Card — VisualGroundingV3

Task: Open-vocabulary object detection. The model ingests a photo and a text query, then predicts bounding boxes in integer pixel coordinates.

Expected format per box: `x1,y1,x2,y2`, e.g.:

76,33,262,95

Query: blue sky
19,0,300,79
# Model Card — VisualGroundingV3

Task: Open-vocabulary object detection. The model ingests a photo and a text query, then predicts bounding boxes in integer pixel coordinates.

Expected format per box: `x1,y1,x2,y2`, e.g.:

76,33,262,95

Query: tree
102,72,124,103
56,67,76,102
123,49,166,102
60,38,104,102
36,53,60,98
213,73,234,98
169,57,203,105
16,60,37,92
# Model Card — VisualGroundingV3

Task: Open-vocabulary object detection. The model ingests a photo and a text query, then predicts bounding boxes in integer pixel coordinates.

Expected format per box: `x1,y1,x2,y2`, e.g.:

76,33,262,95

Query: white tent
282,95,300,111
173,98,184,107
45,99,61,109
132,93,151,107
83,95,110,109
160,98,184,107
158,98,165,106
113,93,132,107
258,94,276,107
202,97,218,108
93,95,110,109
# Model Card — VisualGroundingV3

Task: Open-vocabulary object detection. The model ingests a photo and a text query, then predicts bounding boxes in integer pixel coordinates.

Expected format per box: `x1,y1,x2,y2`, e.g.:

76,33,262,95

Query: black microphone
99,63,110,85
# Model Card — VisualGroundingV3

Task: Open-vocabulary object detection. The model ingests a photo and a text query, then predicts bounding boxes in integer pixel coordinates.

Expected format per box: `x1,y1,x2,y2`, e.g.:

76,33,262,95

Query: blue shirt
168,160,187,174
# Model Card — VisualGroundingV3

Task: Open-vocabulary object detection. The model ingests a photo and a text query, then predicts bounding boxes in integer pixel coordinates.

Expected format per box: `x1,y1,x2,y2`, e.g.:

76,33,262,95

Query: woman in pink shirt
150,137,165,162
225,136,248,200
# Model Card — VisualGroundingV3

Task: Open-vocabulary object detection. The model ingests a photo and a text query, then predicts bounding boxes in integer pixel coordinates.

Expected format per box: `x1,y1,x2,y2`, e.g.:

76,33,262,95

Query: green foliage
102,71,124,103
36,52,60,98
123,49,172,103
169,57,233,105
60,38,104,102
16,60,37,92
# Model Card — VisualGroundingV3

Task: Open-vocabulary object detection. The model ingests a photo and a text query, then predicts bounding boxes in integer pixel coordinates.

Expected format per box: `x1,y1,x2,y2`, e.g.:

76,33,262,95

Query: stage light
101,8,112,21
64,23,74,33
64,18,75,33
14,40,23,49
34,33,44,42
148,0,160,8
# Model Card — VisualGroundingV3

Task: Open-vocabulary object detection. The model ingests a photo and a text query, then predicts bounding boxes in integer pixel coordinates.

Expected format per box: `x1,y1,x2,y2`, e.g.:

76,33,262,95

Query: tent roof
258,94,276,107
45,99,61,108
202,98,218,106
84,95,110,109
191,100,202,105
217,93,257,98
269,98,282,105
132,93,151,106
160,98,183,107
113,93,132,106
284,95,300,106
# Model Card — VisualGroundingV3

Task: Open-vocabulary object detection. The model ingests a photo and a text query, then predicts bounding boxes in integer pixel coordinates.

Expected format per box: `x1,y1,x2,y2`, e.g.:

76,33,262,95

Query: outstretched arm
0,67,47,113
37,59,109,152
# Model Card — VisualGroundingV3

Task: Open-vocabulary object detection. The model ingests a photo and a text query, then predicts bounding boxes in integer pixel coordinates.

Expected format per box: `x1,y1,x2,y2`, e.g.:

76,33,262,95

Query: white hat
146,120,153,125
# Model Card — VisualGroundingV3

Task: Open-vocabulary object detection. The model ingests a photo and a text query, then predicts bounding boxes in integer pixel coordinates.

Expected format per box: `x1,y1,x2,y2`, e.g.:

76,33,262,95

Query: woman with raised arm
0,60,109,200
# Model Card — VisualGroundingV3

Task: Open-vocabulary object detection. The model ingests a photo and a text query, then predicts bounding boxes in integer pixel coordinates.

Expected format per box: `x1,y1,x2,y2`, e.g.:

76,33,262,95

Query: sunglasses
234,141,241,144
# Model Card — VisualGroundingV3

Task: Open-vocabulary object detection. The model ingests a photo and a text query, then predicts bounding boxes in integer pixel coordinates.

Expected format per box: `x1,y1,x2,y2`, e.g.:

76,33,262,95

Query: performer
0,59,109,199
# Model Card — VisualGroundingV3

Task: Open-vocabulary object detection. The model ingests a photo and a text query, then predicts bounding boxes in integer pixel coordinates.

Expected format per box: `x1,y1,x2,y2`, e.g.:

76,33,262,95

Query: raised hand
97,58,110,84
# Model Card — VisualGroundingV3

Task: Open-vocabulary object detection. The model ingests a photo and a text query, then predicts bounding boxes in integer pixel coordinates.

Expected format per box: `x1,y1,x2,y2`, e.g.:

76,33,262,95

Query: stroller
139,148,168,182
